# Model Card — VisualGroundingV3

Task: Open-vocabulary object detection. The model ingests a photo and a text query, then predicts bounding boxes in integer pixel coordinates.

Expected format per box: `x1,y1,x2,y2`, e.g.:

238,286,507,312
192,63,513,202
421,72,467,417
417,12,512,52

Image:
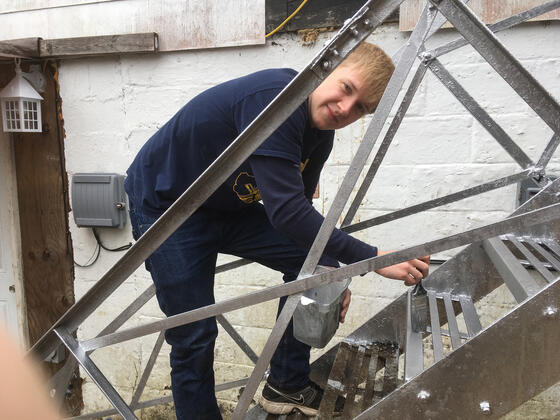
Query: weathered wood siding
0,0,265,52
400,0,560,31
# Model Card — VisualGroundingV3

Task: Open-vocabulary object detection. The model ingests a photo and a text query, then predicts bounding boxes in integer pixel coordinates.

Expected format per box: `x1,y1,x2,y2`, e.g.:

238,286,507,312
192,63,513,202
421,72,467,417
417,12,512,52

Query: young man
125,43,429,419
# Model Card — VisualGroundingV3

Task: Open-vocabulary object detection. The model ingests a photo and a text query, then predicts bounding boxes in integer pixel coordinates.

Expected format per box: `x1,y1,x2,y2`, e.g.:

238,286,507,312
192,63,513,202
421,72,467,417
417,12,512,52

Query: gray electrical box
72,173,127,228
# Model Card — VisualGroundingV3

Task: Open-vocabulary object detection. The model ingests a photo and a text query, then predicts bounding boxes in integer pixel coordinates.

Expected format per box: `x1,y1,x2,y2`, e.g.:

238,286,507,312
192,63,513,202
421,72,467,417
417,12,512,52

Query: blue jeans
129,202,334,420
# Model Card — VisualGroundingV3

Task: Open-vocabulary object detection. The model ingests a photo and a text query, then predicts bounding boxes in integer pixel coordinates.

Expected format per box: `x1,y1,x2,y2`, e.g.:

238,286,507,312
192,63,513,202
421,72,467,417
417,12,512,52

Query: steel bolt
543,306,558,318
421,51,434,62
331,49,340,57
363,18,372,28
351,26,359,37
322,60,331,70
480,401,491,415
417,390,431,401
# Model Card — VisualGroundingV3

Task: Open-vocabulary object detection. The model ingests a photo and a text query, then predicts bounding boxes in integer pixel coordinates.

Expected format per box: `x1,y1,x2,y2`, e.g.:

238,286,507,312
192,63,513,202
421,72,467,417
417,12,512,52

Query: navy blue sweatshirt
125,68,378,265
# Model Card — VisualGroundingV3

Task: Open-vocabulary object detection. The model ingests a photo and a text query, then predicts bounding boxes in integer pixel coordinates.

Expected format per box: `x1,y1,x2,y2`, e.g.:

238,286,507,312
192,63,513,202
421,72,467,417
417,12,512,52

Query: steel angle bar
430,0,560,58
356,277,560,420
68,377,247,419
49,355,78,408
430,0,560,136
341,63,429,227
391,0,472,63
54,285,158,410
80,202,560,352
427,58,533,168
31,0,405,362
130,331,165,407
301,3,440,277
54,328,138,420
216,314,259,364
69,396,174,420
215,258,252,274
232,294,301,419
344,170,532,233
98,284,156,338
538,134,560,170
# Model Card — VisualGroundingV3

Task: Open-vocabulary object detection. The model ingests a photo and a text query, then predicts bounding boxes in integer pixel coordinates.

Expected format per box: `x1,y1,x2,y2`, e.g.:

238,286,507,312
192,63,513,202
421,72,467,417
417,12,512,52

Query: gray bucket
293,269,351,349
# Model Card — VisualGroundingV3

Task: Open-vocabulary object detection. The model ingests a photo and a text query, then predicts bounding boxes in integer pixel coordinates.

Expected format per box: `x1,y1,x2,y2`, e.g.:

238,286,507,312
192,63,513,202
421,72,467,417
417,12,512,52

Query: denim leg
220,204,336,392
129,204,222,420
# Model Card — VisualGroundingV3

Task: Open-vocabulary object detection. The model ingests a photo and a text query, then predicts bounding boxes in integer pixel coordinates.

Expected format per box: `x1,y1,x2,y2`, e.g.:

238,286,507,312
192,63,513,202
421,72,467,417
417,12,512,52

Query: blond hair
339,43,394,112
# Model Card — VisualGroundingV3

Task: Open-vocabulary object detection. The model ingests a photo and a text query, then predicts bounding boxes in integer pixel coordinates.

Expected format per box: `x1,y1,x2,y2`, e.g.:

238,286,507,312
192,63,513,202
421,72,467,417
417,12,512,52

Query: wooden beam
265,0,398,34
39,32,158,58
0,38,40,58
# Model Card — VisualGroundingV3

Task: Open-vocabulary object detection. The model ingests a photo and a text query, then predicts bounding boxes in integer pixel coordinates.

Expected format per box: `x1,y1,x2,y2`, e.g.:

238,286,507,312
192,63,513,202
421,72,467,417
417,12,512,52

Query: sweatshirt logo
234,172,261,204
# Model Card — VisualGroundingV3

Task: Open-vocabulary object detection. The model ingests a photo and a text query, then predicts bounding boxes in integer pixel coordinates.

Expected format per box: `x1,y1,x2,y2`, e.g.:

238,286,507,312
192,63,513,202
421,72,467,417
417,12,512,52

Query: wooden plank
0,0,264,53
10,61,82,416
0,38,40,58
0,0,113,14
341,345,366,419
39,32,157,58
361,345,379,411
319,341,351,417
400,0,560,31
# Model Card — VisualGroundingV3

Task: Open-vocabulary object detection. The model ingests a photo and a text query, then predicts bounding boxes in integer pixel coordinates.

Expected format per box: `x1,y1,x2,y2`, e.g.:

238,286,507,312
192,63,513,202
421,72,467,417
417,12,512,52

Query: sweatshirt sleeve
248,154,378,265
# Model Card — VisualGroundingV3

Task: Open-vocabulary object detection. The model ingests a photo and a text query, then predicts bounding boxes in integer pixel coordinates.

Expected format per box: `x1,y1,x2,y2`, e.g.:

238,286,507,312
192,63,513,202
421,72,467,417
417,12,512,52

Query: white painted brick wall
60,20,560,418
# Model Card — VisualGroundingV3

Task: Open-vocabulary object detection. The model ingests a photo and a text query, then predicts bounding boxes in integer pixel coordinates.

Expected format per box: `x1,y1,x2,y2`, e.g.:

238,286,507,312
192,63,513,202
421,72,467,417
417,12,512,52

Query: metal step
404,290,482,381
318,341,400,419
483,236,544,302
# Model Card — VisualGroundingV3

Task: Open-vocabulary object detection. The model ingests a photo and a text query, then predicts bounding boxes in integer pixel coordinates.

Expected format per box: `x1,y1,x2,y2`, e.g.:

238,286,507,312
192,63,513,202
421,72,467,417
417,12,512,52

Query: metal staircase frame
31,0,560,418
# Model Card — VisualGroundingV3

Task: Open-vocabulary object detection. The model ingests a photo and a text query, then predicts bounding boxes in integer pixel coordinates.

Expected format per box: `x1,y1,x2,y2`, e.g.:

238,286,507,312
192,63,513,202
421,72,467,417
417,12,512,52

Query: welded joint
529,166,545,182
420,51,435,64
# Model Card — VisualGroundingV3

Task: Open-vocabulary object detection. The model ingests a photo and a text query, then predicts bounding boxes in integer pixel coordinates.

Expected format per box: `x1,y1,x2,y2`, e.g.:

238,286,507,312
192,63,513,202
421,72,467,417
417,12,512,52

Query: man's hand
339,288,351,323
375,251,430,286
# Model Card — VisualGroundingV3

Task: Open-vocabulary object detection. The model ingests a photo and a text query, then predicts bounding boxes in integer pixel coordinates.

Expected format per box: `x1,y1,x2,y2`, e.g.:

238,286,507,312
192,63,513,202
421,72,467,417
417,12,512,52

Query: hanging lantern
0,59,43,133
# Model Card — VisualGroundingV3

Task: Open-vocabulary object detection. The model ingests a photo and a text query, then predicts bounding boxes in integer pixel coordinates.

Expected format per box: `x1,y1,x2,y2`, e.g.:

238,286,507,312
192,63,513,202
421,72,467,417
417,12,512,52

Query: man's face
308,65,373,130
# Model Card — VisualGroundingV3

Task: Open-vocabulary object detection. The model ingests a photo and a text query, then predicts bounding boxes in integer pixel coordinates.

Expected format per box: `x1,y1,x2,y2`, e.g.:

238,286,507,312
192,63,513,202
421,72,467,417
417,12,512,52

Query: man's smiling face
308,65,374,130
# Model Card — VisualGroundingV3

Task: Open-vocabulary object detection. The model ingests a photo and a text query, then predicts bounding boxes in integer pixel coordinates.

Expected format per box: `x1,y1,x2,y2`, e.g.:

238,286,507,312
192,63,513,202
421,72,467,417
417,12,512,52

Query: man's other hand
375,251,430,286
339,288,351,323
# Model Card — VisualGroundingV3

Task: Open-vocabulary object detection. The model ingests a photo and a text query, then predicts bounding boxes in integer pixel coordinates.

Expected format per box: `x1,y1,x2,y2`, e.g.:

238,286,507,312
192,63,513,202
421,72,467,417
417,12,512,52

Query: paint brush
411,281,428,333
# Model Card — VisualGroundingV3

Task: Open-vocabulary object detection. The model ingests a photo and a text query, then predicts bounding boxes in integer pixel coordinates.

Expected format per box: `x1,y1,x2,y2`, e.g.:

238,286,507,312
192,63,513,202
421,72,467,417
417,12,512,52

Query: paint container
293,268,351,348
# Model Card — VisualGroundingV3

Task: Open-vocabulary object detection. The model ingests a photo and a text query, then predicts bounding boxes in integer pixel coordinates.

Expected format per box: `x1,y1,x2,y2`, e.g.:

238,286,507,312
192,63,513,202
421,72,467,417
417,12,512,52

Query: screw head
322,60,331,70
421,51,434,62
363,18,372,28
480,401,491,415
544,306,558,318
351,26,359,37
331,49,340,57
417,390,431,401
